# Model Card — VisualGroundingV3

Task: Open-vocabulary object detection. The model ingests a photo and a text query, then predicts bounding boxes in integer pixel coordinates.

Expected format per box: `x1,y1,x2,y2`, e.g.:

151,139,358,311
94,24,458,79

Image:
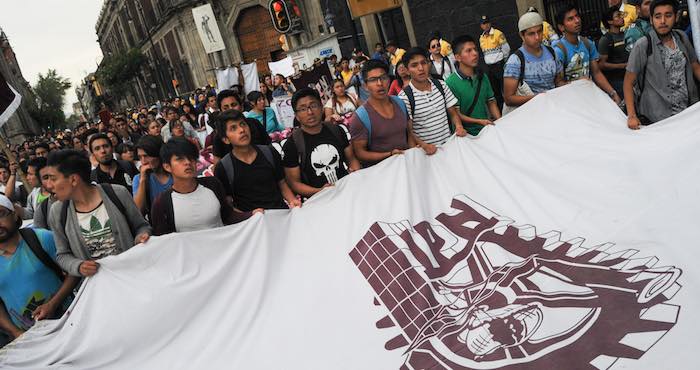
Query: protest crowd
1,0,699,348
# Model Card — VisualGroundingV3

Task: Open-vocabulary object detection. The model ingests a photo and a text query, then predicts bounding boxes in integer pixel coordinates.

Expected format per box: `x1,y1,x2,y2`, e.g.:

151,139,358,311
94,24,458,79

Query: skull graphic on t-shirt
311,144,340,184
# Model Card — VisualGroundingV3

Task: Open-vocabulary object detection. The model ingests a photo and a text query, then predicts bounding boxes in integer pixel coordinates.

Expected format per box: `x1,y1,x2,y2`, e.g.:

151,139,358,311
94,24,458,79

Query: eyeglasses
366,74,390,84
430,44,440,49
295,103,322,113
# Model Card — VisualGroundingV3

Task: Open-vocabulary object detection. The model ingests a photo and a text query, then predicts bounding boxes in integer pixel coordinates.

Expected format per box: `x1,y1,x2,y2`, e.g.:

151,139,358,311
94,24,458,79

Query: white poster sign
240,62,260,94
268,56,295,77
270,96,295,128
2,82,700,369
192,4,226,54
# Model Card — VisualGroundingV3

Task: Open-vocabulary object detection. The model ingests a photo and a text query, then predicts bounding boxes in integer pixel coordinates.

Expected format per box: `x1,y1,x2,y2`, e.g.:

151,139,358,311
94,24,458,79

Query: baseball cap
480,15,490,24
518,11,544,32
0,195,14,213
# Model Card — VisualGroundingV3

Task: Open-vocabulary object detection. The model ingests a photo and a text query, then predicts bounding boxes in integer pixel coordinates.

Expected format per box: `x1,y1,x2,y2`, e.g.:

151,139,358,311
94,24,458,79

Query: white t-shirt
323,93,359,116
77,203,119,259
171,185,223,233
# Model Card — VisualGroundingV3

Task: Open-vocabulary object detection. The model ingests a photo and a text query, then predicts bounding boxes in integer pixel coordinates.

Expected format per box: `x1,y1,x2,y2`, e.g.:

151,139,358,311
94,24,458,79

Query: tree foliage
30,69,71,131
97,48,147,99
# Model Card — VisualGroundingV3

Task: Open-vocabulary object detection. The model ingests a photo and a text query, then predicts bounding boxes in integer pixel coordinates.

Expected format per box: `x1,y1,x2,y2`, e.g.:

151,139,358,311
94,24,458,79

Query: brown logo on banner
349,195,682,369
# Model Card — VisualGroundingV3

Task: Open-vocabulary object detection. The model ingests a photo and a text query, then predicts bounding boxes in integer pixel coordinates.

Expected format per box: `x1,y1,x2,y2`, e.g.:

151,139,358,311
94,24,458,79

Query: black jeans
486,60,505,112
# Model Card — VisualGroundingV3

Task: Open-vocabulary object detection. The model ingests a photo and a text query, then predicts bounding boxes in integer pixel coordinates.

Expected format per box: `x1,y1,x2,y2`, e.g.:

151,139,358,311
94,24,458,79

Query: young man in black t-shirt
599,6,630,98
213,110,299,212
282,88,361,198
88,133,139,193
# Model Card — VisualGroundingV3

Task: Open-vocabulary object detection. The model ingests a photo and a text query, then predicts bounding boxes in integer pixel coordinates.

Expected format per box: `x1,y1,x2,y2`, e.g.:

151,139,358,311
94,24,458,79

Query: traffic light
268,0,302,34
269,0,292,33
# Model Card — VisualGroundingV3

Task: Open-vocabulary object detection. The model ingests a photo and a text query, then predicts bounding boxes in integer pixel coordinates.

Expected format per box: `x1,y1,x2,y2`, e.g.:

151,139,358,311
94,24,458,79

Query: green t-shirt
445,71,495,135
36,191,50,204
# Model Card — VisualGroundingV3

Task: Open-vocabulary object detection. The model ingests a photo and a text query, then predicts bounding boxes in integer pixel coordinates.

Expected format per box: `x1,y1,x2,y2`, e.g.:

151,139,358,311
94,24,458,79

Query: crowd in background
1,0,699,348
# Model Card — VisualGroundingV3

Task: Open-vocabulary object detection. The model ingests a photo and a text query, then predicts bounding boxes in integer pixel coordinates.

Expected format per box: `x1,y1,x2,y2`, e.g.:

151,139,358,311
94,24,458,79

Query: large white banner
192,4,225,54
2,82,700,369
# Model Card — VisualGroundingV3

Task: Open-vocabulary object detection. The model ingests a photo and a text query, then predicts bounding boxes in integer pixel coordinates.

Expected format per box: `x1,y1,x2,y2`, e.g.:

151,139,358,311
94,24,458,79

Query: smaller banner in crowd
192,4,226,54
290,62,334,104
241,62,260,93
215,67,239,91
270,96,295,128
0,72,21,127
268,57,295,78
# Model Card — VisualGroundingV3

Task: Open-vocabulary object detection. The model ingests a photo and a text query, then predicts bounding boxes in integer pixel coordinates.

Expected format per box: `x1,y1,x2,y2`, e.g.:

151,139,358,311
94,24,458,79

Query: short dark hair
291,87,321,111
46,149,91,183
28,157,47,172
115,142,135,155
163,106,177,116
136,135,164,158
88,133,111,152
401,47,429,66
160,138,199,164
215,109,247,135
246,91,264,104
34,142,49,153
556,4,578,27
216,89,240,109
375,42,383,47
386,41,398,48
451,35,477,55
361,59,390,81
602,6,619,28
650,0,678,15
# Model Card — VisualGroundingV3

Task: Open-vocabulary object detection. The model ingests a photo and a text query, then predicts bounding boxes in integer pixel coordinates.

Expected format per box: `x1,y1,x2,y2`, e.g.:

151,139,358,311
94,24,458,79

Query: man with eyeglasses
282,88,360,199
349,60,417,167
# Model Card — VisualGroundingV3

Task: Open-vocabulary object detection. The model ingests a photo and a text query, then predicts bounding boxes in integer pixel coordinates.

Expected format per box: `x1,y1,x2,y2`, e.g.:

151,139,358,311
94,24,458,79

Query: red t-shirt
388,80,403,96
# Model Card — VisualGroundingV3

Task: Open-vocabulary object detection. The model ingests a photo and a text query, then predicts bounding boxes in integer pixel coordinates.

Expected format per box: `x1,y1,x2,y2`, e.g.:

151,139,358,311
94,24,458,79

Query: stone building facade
95,0,336,106
0,27,40,142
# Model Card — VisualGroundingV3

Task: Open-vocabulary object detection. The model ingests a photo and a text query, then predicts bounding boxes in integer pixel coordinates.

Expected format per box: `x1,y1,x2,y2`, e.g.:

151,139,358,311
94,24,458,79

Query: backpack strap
19,228,65,282
220,153,236,190
256,145,276,167
555,42,569,74
99,184,136,237
429,77,452,132
515,49,526,86
402,85,416,119
464,74,484,117
60,201,69,235
291,127,309,183
40,198,49,225
389,96,409,120
639,33,653,99
355,105,372,146
322,122,346,145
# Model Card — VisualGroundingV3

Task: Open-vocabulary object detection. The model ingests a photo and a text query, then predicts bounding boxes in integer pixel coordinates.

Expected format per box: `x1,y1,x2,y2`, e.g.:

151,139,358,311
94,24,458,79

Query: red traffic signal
269,0,292,33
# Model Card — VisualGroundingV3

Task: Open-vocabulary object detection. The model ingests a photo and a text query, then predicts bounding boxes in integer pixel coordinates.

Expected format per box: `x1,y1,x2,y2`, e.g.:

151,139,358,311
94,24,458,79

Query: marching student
150,138,253,236
624,0,700,128
45,150,151,277
348,60,417,167
283,88,361,198
0,195,79,347
446,35,502,136
398,47,465,150
213,110,299,211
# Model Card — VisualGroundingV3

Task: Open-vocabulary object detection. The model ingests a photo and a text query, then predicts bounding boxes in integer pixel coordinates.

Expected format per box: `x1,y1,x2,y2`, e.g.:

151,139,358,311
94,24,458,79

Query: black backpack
60,184,136,237
19,228,65,282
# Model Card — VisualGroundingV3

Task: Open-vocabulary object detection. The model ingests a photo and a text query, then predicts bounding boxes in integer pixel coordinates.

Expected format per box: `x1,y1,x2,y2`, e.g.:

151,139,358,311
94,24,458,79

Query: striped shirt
397,80,458,145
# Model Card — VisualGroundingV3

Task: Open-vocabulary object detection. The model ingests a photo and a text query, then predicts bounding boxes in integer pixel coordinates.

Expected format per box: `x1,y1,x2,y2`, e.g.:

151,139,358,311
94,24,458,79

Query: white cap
518,12,544,32
0,195,14,212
